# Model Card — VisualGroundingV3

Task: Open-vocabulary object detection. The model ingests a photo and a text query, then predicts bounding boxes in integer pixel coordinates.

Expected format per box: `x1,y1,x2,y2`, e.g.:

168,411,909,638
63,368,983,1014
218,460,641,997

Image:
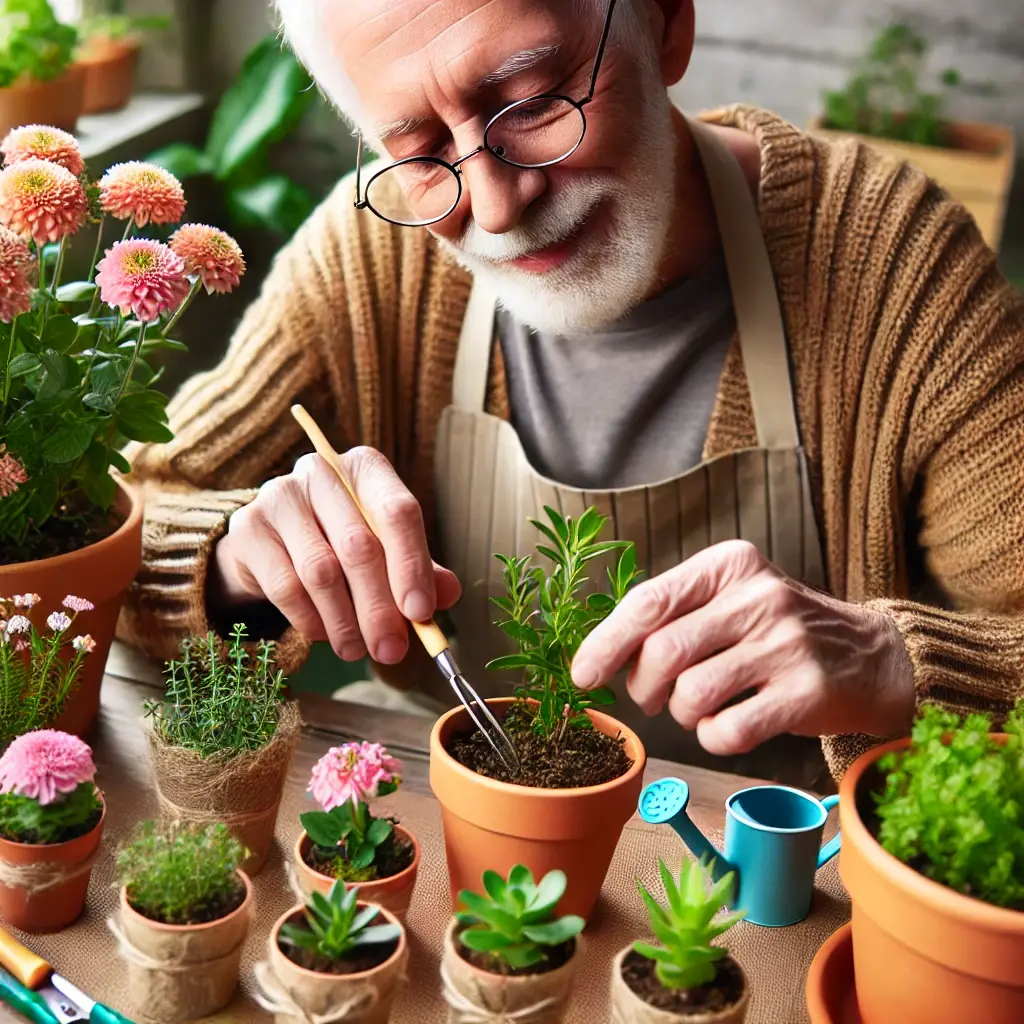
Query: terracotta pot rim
271,901,407,981
443,917,578,983
120,869,253,934
0,788,105,854
841,735,1024,931
803,922,848,1022
294,823,421,890
0,477,140,574
430,697,646,798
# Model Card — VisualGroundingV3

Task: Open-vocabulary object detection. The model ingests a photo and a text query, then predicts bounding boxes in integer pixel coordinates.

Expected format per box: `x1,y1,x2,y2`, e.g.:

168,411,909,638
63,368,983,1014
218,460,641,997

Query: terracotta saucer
806,923,863,1024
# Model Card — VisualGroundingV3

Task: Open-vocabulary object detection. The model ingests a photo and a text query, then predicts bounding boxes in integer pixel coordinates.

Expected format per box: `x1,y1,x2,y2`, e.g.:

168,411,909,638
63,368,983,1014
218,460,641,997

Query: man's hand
209,448,461,664
570,540,915,754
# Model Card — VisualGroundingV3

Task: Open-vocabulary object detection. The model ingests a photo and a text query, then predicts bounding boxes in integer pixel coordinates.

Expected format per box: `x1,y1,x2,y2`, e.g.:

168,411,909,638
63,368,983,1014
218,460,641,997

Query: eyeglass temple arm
354,134,366,209
585,0,618,103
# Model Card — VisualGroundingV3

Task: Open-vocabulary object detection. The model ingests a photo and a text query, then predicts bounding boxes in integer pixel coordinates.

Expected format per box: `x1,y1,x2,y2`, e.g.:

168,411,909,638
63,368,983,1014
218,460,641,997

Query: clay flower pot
77,36,140,114
0,478,143,739
258,902,408,1023
292,823,421,920
610,946,750,1024
0,66,86,138
115,870,252,1023
839,737,1024,1024
441,917,578,1023
430,697,646,919
0,791,105,933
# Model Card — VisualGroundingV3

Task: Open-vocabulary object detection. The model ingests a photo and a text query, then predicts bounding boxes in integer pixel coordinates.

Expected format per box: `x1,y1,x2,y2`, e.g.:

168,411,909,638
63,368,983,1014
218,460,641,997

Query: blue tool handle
90,1004,135,1024
0,973,58,1024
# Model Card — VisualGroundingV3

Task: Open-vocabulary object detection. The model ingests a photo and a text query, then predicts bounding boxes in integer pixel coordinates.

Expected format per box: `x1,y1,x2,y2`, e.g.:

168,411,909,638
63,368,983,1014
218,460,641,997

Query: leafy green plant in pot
613,858,749,1023
257,880,407,1024
0,125,246,737
294,740,420,920
430,505,648,919
144,624,300,876
835,700,1024,1024
114,821,252,1024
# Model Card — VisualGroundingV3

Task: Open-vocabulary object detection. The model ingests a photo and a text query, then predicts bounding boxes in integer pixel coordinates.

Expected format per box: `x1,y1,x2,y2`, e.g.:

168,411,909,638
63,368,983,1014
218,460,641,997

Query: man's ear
649,0,695,86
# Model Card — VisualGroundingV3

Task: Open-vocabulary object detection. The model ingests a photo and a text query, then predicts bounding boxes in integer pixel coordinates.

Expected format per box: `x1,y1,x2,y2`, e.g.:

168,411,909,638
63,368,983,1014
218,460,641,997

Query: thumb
433,562,462,610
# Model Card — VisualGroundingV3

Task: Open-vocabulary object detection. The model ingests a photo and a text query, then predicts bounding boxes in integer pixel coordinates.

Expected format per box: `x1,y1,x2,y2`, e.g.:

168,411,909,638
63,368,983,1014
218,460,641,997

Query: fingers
433,562,462,610
666,642,771,731
696,690,802,756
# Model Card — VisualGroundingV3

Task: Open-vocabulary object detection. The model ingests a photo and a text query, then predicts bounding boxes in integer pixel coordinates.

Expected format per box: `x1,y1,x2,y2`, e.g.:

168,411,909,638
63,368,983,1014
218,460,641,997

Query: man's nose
460,152,547,235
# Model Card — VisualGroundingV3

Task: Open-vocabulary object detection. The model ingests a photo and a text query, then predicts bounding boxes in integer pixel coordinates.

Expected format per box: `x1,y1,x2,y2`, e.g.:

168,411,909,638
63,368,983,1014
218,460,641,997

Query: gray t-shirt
497,259,735,490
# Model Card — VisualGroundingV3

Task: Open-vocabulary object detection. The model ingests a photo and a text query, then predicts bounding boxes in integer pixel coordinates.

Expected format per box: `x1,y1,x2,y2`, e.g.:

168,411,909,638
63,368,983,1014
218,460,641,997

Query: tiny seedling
456,865,585,971
634,858,745,991
279,880,402,962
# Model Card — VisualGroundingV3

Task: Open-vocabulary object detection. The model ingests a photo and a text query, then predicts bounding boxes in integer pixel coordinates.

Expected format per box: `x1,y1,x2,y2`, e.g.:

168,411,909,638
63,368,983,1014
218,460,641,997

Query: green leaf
300,810,345,849
350,842,376,870
81,468,117,508
41,315,78,353
226,175,313,237
365,818,393,847
482,870,507,903
115,407,174,444
582,686,616,706
38,348,67,387
521,916,584,945
459,928,518,952
55,281,97,303
83,392,116,412
7,353,39,377
145,142,214,180
42,421,95,463
355,923,401,946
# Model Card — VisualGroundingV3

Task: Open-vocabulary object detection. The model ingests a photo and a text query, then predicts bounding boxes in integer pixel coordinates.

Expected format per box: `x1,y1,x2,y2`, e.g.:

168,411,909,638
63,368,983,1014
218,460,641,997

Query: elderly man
122,0,1024,788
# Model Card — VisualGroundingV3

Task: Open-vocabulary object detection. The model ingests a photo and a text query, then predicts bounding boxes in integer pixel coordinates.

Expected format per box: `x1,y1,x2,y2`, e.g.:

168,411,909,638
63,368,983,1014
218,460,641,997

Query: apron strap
687,117,801,451
452,275,498,411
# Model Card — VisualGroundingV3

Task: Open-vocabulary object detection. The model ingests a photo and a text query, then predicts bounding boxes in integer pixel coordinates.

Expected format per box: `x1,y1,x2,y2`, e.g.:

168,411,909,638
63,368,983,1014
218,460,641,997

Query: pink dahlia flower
0,730,96,806
0,158,88,245
169,224,246,294
0,452,28,499
0,225,33,323
98,161,186,227
308,742,403,811
95,238,189,323
1,125,85,176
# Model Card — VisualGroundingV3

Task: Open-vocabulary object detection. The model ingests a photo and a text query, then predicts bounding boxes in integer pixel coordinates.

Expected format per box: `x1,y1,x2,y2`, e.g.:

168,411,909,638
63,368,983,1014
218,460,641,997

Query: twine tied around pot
107,916,223,973
253,960,379,1024
440,964,559,1024
0,845,100,894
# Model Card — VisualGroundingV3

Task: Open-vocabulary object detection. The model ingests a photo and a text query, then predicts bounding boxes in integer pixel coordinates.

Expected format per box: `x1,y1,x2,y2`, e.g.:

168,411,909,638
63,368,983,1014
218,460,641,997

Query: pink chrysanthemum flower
62,595,94,613
98,161,186,227
4,616,31,636
0,225,33,323
72,635,96,653
0,453,28,499
1,125,84,176
0,158,88,246
0,730,96,806
95,238,189,323
308,741,403,812
169,224,246,295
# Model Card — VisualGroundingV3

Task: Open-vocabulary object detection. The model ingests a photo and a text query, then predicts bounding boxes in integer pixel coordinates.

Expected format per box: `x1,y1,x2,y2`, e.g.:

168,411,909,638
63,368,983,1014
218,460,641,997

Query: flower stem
87,216,105,285
51,237,68,297
121,218,134,243
113,319,146,405
1,313,17,414
161,278,201,338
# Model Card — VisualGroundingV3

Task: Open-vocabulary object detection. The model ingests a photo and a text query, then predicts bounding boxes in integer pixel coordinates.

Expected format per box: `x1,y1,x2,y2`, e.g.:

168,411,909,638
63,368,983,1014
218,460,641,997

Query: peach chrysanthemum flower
0,453,28,499
169,224,246,294
0,225,33,323
1,125,84,176
0,158,88,245
95,238,189,323
98,161,186,227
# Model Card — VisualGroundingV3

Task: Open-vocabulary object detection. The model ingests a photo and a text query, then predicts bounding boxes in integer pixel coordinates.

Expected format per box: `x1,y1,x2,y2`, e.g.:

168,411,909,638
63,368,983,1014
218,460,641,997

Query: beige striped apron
432,117,831,790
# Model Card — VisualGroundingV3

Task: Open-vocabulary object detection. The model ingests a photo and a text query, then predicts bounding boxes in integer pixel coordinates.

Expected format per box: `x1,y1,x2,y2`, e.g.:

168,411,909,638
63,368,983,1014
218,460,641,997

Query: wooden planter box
808,118,1016,251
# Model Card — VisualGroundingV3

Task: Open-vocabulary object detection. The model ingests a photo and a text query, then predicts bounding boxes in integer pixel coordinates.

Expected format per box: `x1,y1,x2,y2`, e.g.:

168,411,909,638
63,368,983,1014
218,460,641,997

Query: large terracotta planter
293,824,421,920
0,67,86,138
0,791,105,933
839,736,1024,1024
77,37,140,114
118,870,252,1023
430,697,646,919
0,478,143,739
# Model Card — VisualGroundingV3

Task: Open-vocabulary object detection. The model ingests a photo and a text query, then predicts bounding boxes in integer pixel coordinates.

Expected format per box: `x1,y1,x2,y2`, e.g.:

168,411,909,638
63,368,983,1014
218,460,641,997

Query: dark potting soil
304,828,415,883
447,701,632,788
128,877,247,926
1,502,124,565
621,951,745,1015
0,805,102,846
456,926,575,977
281,935,400,975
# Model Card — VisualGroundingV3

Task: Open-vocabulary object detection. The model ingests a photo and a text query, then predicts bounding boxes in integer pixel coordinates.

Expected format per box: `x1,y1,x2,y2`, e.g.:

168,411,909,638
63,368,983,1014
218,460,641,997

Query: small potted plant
442,865,584,1022
113,820,252,1023
0,124,245,737
256,880,407,1023
613,858,748,1023
144,624,300,876
832,700,1024,1024
294,740,420,920
0,728,103,932
430,506,647,918
810,22,1015,250
0,1,83,137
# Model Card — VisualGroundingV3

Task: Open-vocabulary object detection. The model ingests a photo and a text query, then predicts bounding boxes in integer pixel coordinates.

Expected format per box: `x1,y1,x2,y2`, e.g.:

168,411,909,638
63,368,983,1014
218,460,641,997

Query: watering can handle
817,794,841,868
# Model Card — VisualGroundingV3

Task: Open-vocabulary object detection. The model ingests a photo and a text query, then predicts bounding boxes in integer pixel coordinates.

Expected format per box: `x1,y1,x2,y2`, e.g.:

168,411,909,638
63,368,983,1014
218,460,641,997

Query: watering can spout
638,778,732,881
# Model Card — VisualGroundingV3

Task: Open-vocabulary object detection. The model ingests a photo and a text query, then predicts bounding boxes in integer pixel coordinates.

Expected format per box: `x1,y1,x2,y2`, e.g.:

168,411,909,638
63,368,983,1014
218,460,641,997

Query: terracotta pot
441,917,577,1023
0,478,143,739
76,37,140,114
430,698,646,920
0,66,86,138
610,946,749,1023
118,870,252,1023
293,824,421,920
840,736,1024,1024
265,903,407,1023
0,791,105,933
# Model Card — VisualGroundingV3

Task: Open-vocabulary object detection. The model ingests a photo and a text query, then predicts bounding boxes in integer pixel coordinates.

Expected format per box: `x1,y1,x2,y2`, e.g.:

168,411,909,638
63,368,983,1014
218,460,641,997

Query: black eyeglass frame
353,0,619,227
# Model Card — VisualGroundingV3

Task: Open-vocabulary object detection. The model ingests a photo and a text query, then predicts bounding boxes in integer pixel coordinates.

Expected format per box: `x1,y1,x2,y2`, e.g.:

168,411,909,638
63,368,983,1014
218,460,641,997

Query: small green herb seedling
634,858,745,990
456,865,585,971
279,881,401,962
487,506,640,741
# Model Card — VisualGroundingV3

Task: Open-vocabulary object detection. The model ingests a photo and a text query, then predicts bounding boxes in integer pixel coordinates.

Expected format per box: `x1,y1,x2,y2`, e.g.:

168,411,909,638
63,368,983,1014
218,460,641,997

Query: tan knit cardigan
121,106,1024,780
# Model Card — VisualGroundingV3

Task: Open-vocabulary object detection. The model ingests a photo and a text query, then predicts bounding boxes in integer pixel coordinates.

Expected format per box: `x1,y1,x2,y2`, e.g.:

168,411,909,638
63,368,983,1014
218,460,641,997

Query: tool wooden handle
0,929,50,989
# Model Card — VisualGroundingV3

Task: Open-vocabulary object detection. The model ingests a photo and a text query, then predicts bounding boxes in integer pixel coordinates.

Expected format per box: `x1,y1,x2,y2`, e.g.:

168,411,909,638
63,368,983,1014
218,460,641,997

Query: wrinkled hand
210,448,460,663
570,540,915,754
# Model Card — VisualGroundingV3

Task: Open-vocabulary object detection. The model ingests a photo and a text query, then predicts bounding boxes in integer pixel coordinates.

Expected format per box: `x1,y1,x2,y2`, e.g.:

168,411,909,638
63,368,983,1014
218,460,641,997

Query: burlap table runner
14,771,849,1023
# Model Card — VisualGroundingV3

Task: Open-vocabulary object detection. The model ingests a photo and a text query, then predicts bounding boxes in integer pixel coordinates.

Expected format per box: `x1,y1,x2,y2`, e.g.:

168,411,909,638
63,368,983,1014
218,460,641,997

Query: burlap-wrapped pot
255,904,408,1024
112,871,252,1024
148,701,301,876
610,946,750,1024
440,918,578,1023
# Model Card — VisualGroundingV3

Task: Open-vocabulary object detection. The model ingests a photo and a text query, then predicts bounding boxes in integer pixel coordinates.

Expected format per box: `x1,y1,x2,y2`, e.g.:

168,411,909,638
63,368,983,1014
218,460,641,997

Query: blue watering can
638,777,841,927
